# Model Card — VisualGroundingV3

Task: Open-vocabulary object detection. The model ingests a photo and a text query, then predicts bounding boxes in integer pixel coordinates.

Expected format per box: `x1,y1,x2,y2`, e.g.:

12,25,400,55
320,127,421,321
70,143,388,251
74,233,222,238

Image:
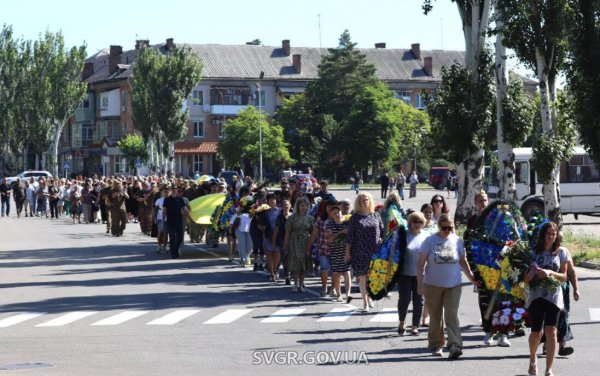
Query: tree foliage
276,30,426,180
131,45,202,173
218,106,292,171
565,0,600,168
117,134,148,167
500,72,536,146
425,57,495,163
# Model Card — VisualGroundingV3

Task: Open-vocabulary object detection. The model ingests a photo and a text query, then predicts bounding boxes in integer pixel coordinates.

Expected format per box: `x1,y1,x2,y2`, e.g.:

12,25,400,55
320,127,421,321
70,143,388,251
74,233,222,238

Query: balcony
210,104,248,115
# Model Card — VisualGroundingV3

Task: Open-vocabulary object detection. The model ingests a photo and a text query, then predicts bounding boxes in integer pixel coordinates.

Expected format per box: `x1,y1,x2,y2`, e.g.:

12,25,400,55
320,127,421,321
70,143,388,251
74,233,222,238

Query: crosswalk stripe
590,308,600,321
370,307,398,322
147,310,202,325
36,311,98,327
91,311,150,326
317,306,357,322
203,309,252,324
0,312,46,328
260,308,305,323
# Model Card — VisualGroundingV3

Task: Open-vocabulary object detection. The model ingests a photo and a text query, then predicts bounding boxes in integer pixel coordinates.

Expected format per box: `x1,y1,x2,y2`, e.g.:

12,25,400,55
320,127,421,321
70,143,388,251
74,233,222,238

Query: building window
395,91,411,104
193,120,204,138
193,154,203,173
415,93,426,109
192,90,203,106
107,121,120,138
81,122,93,146
115,157,129,174
80,98,90,109
253,90,266,106
101,96,109,109
210,88,252,105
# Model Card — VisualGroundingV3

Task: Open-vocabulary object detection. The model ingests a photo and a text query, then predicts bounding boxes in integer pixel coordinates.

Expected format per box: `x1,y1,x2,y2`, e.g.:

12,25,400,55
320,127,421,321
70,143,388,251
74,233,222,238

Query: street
1,188,599,376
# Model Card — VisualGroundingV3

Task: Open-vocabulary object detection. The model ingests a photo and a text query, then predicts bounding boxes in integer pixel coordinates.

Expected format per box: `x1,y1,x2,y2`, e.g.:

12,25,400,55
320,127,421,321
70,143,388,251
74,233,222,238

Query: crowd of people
0,173,581,374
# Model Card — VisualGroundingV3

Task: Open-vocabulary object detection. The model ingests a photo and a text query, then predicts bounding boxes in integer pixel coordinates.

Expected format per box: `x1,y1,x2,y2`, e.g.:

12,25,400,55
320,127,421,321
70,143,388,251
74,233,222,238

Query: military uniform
109,183,128,236
100,185,112,233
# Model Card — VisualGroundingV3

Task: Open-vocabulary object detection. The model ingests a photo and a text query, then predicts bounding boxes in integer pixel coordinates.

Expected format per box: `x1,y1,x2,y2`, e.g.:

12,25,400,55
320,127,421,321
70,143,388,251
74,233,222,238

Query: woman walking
430,194,449,225
345,192,383,312
417,214,479,360
272,199,292,284
284,197,314,292
397,212,428,336
326,202,352,303
524,222,569,376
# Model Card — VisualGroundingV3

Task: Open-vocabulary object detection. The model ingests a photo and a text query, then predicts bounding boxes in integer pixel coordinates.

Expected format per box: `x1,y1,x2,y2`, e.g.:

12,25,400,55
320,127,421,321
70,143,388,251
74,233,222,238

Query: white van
487,147,600,219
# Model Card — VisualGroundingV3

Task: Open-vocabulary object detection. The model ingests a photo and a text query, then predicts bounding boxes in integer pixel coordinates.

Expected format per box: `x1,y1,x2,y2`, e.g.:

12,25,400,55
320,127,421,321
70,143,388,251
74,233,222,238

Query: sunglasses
432,200,443,204
440,226,454,231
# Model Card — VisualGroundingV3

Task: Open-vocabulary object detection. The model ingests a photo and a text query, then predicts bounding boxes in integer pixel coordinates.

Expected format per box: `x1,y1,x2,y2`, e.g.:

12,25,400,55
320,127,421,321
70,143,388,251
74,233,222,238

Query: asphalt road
1,190,599,376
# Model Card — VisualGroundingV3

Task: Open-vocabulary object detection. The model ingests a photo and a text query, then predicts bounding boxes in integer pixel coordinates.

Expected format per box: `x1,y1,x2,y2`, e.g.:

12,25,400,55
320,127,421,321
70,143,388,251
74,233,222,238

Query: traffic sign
135,159,143,168
63,161,71,170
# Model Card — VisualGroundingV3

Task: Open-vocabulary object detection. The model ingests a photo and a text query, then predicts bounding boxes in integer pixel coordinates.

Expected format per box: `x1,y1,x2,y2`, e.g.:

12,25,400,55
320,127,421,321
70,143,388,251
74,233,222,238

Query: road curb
579,261,600,270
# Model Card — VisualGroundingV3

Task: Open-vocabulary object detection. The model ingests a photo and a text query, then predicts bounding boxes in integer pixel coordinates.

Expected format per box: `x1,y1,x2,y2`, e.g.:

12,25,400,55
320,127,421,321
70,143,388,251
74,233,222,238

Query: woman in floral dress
284,197,314,292
345,192,383,312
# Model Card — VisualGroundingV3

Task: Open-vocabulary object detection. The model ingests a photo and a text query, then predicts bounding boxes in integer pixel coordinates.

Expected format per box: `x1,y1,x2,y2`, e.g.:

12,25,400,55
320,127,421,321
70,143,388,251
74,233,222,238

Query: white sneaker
368,299,374,308
498,334,511,347
483,333,496,346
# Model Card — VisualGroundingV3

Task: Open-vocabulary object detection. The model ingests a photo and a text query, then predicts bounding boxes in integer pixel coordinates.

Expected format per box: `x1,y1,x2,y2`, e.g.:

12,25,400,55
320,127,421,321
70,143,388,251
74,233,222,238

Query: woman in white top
231,205,252,267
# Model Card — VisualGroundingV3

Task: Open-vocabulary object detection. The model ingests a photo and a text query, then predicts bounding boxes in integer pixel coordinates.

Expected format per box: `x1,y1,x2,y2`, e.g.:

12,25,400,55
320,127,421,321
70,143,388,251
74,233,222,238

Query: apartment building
60,39,536,177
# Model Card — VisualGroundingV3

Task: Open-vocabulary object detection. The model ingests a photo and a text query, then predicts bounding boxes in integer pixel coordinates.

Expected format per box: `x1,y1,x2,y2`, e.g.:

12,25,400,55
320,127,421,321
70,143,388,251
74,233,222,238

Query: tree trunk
23,144,29,171
494,11,517,202
455,148,485,224
535,51,562,225
168,141,175,176
51,121,66,178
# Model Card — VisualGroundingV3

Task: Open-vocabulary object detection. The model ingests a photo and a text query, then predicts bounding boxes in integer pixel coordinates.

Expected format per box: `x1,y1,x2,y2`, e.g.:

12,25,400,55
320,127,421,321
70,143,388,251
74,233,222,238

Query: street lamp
256,71,264,182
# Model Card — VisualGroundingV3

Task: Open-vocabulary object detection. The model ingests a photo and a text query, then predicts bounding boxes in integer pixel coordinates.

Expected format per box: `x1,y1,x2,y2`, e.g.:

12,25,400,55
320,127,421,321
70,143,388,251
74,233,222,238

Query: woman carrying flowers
524,222,569,376
345,192,383,312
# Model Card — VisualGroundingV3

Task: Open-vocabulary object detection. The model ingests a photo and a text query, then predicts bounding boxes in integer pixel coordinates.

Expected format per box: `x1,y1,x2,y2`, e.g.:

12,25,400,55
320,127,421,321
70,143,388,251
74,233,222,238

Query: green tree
131,46,202,175
274,94,313,167
306,30,377,123
423,0,493,224
565,0,600,168
34,31,88,177
218,106,292,177
496,0,575,224
117,134,148,173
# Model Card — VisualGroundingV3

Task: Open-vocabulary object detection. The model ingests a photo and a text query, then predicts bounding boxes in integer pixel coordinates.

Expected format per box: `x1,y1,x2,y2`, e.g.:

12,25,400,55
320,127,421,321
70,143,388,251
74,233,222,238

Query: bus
487,147,600,219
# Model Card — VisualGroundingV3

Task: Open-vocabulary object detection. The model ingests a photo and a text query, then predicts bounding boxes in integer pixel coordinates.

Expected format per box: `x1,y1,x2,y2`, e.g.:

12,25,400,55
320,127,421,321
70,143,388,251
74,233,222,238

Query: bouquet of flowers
497,240,561,297
491,300,529,335
330,214,352,248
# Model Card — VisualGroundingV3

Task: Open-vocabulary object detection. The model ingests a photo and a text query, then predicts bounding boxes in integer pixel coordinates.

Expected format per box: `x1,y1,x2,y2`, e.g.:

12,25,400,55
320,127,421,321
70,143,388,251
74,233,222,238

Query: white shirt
230,213,251,232
155,197,164,221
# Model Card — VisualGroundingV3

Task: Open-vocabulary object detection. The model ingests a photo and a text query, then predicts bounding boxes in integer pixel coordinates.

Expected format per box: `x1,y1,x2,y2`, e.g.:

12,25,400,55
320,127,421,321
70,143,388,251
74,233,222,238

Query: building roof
84,41,537,86
174,142,218,154
85,42,468,84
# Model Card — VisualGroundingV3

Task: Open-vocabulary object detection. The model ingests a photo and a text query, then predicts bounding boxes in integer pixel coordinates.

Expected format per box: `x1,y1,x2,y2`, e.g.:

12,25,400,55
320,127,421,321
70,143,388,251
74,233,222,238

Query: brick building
59,39,536,177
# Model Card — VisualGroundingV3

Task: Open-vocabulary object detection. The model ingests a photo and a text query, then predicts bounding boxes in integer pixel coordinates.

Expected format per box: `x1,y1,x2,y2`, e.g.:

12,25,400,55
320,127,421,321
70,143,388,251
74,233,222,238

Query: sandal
545,371,554,376
528,361,538,376
410,327,419,336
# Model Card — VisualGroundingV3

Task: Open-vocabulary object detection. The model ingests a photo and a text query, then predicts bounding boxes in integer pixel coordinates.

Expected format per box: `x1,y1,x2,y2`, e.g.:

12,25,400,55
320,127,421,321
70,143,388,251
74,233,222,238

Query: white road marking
370,307,398,322
147,310,202,325
36,311,98,327
318,306,357,322
91,311,150,326
261,308,305,323
590,308,600,321
0,312,46,328
203,309,252,324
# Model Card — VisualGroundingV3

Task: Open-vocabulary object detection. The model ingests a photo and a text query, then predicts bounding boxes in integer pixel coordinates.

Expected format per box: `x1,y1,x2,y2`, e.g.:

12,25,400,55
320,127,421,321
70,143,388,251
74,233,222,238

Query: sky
1,0,531,76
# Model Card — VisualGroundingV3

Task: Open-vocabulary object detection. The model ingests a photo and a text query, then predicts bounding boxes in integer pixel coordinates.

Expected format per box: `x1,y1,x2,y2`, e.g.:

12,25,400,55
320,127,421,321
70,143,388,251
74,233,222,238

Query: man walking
163,186,191,259
109,180,128,236
409,171,419,198
380,172,390,199
0,178,12,217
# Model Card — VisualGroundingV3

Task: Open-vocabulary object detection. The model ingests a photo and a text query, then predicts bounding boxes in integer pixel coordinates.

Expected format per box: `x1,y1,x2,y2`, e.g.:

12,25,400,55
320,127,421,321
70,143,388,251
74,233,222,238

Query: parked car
6,170,53,188
428,167,455,190
288,173,318,193
217,171,239,187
